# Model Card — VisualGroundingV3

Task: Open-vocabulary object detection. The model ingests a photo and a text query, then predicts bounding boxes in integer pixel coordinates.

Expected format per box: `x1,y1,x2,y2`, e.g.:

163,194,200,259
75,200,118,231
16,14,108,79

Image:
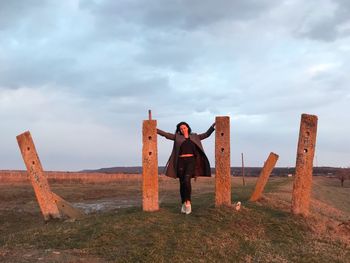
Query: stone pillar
215,116,231,206
250,152,279,202
16,131,61,220
291,114,318,216
142,120,159,211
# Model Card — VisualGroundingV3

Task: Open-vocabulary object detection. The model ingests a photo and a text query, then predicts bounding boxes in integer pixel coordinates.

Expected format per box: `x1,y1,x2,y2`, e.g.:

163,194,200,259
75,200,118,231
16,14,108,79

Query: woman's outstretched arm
198,123,215,140
157,128,175,140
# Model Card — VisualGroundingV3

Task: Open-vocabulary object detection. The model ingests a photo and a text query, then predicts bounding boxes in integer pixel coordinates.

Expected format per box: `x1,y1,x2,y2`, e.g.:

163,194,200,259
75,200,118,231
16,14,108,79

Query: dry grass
262,176,350,245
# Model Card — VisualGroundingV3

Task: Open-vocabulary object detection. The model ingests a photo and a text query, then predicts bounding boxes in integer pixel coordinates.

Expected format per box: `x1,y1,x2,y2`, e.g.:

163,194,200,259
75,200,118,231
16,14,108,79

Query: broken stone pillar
250,152,279,202
215,116,231,207
291,114,318,216
142,119,159,211
16,131,61,220
51,192,85,220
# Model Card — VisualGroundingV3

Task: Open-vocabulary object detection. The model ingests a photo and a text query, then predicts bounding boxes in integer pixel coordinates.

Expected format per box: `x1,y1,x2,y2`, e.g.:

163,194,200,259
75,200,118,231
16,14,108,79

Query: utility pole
241,153,245,186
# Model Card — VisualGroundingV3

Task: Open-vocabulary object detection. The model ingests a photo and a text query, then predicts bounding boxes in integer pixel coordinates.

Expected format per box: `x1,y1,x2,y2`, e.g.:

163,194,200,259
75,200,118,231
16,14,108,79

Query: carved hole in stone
149,152,152,156
303,149,308,153
27,147,30,151
306,131,310,136
221,132,224,136
221,148,224,153
32,161,35,165
148,136,152,140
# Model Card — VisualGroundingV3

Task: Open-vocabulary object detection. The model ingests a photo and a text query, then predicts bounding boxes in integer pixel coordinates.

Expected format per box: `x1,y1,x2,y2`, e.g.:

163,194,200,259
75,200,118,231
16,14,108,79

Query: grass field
0,176,349,262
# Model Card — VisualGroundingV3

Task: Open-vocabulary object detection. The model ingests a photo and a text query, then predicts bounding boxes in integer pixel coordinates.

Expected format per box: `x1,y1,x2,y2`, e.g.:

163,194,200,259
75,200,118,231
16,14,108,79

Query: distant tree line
82,166,350,187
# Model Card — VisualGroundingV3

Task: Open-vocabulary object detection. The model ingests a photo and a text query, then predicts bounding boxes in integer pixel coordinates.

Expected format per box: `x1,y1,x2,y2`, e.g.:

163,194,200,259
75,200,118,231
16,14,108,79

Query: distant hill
80,166,347,177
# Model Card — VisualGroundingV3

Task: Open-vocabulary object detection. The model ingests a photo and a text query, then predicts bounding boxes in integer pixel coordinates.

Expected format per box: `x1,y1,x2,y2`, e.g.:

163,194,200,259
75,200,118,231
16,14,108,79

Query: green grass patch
0,178,349,262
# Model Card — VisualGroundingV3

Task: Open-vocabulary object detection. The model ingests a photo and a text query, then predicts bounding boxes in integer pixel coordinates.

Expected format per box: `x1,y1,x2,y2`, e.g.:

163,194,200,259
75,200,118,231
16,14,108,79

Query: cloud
294,0,350,41
81,0,278,31
306,63,339,78
0,86,145,170
0,0,46,30
0,0,349,169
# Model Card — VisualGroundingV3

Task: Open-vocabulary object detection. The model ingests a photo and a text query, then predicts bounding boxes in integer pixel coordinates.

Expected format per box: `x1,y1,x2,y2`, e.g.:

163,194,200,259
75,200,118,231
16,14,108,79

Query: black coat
157,125,215,178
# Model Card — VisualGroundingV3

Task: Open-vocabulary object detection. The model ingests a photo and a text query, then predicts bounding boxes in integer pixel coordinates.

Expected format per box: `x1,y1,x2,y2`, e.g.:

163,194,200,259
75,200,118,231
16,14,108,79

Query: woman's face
179,124,189,136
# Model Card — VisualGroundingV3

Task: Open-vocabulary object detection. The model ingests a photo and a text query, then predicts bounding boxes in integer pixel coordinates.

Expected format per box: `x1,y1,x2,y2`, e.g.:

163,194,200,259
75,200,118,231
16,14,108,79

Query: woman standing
157,121,215,214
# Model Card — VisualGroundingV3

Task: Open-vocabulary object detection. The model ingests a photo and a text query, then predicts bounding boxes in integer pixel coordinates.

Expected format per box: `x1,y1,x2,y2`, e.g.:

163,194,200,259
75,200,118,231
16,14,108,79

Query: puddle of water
73,198,141,214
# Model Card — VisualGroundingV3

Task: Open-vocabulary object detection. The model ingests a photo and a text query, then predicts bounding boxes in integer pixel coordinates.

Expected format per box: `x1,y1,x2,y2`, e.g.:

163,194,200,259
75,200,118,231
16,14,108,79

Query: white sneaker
185,203,191,215
235,201,241,211
181,203,186,214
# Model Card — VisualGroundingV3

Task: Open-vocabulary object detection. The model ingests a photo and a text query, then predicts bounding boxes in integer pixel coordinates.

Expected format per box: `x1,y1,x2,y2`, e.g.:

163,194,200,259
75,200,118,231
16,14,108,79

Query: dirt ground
0,176,216,214
0,176,220,262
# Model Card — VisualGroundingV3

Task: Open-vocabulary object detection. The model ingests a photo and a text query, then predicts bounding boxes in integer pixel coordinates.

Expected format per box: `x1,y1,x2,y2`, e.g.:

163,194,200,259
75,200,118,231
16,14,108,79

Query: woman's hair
176,121,192,135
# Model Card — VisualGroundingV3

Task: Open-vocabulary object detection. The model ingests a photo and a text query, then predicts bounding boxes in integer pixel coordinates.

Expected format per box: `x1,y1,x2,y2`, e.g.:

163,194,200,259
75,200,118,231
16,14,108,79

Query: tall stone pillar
142,119,159,211
215,116,231,206
291,114,318,216
16,131,61,220
250,152,279,201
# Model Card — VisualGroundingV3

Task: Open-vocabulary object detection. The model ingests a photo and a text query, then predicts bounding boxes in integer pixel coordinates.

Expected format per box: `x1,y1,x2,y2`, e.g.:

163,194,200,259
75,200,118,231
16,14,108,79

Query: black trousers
177,156,195,203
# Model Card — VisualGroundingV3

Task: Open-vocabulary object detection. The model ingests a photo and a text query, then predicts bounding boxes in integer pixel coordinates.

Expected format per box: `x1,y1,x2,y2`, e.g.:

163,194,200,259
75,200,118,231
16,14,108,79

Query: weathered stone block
142,120,159,211
291,114,318,216
250,152,279,201
215,116,231,206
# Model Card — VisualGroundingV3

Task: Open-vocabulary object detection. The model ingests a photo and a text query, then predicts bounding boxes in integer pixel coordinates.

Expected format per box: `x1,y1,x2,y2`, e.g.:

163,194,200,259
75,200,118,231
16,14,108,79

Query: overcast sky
1,0,349,171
